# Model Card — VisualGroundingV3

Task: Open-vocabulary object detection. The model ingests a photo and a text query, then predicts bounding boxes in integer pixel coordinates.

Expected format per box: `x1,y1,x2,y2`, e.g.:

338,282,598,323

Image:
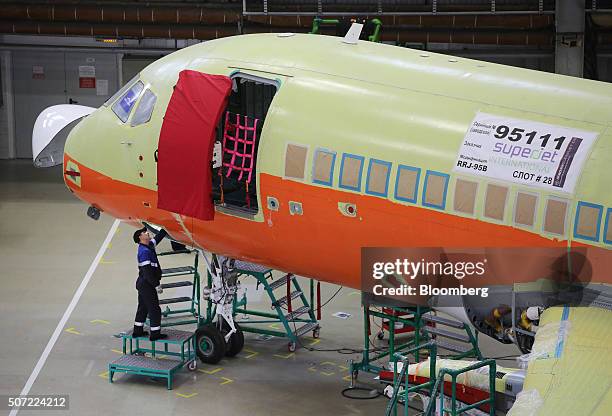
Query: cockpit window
104,75,139,107
112,81,144,123
130,89,157,127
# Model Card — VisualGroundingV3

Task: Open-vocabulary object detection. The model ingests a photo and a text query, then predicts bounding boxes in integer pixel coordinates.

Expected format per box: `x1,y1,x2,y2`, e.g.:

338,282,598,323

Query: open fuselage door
157,70,232,221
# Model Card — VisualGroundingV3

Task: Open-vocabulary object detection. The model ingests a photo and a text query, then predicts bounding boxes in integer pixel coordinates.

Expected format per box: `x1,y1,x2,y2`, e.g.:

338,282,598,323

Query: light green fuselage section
67,33,612,249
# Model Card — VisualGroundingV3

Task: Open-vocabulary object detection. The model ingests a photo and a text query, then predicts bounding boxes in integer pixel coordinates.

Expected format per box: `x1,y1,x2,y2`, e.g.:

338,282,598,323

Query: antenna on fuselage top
343,22,363,44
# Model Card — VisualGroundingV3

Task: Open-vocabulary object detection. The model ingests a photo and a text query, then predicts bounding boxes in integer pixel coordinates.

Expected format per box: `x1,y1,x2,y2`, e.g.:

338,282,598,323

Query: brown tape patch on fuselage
340,156,362,189
453,179,478,214
368,162,390,195
284,144,308,179
576,204,600,239
484,184,508,221
544,198,568,235
313,150,334,183
424,174,446,207
515,192,537,226
396,169,419,201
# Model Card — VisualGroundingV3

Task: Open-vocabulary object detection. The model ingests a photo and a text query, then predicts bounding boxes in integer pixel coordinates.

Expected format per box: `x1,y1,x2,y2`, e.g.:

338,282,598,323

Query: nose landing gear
87,205,101,220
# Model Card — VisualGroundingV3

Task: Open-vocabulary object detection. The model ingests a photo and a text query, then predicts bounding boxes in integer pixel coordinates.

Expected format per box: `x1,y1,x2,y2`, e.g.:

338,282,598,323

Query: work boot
132,325,148,338
150,329,168,341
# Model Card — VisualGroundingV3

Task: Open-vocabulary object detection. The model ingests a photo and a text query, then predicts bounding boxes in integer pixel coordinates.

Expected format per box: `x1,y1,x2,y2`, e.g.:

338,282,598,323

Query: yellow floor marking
343,375,352,382
241,348,259,359
98,371,109,379
65,327,81,335
320,371,335,376
100,257,116,265
320,361,337,366
111,349,123,354
338,365,349,371
308,339,321,346
308,367,318,372
273,352,294,359
219,377,234,385
198,367,222,375
114,228,122,235
107,243,113,249
90,319,110,325
268,323,281,330
176,392,198,399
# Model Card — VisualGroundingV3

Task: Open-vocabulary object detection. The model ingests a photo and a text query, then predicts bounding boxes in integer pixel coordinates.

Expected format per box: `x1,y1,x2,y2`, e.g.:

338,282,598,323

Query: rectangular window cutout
339,154,364,191
422,171,449,210
604,208,612,244
312,148,336,186
284,143,308,179
543,198,568,235
514,192,538,227
453,179,478,215
574,202,603,242
484,184,508,221
366,159,392,197
395,165,420,203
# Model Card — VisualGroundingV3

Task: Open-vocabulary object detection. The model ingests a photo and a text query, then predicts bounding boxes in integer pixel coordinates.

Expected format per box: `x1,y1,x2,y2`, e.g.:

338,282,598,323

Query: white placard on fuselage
453,112,598,194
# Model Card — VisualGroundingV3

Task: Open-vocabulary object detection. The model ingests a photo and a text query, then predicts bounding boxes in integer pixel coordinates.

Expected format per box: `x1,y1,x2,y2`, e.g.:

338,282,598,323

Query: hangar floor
0,160,519,416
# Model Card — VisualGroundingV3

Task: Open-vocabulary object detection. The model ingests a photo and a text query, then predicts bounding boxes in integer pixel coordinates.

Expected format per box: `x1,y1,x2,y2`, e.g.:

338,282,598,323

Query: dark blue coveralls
134,229,168,333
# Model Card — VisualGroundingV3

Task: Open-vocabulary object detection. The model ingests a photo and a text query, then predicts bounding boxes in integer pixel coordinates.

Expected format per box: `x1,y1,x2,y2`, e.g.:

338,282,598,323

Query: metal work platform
109,328,197,390
350,296,481,382
383,345,496,416
205,259,320,352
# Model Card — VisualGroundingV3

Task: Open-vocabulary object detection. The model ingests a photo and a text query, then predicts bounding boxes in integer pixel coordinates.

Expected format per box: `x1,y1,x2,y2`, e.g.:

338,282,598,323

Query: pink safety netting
221,111,259,185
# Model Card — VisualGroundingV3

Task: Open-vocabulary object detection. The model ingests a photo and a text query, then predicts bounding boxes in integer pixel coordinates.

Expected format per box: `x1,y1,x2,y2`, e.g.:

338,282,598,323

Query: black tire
195,324,226,364
221,321,245,357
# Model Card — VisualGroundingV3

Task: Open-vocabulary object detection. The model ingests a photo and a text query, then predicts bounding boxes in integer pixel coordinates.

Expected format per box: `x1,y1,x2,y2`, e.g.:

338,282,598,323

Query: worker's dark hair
133,227,147,244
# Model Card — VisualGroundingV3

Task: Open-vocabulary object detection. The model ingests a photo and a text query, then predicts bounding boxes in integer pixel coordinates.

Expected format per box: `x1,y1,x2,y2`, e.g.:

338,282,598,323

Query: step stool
109,328,197,390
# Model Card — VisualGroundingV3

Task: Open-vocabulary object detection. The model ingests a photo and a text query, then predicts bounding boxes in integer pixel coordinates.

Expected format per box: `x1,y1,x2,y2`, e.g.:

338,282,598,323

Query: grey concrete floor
0,160,520,416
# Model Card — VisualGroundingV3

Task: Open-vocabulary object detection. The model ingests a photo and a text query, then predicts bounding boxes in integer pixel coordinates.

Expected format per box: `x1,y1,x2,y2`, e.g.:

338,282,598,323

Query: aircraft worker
132,226,169,340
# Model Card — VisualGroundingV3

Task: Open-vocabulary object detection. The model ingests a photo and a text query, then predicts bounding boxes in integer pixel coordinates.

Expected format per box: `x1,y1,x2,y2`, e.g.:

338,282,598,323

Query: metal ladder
384,345,496,416
153,249,202,328
225,260,320,352
421,313,482,360
422,360,496,416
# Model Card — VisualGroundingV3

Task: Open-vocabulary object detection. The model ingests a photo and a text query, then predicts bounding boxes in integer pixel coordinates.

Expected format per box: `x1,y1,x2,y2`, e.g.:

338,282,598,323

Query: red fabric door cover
157,70,232,221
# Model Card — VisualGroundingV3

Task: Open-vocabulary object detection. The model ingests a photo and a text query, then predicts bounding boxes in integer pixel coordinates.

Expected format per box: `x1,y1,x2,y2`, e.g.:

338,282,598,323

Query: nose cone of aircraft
32,104,95,168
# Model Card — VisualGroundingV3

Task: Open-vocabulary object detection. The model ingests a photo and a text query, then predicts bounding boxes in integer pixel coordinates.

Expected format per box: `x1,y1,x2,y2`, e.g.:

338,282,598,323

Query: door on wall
12,51,118,159
64,52,119,108
12,51,66,159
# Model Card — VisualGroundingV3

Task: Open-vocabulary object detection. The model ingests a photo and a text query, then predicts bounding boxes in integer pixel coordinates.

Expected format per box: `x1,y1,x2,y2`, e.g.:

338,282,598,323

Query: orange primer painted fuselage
64,153,586,290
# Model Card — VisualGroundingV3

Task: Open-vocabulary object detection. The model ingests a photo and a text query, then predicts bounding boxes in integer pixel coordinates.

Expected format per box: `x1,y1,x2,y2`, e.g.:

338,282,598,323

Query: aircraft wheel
312,328,320,339
195,324,226,364
221,321,245,357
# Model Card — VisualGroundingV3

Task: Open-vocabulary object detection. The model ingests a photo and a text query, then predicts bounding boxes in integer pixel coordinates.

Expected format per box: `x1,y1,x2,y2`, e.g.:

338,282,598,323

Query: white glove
156,286,163,295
